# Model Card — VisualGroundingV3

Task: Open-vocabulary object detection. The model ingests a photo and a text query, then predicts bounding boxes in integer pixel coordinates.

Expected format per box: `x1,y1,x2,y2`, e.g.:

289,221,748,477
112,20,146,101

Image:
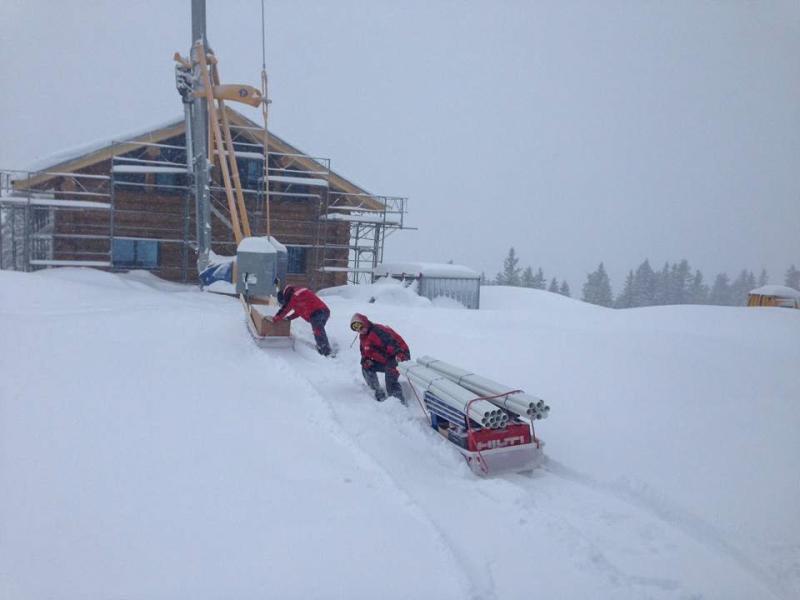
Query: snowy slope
1,269,799,599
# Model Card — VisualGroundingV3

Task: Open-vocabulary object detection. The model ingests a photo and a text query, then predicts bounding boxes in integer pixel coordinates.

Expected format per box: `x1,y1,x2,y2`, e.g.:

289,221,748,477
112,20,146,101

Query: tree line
585,261,800,308
487,248,800,308
483,247,571,297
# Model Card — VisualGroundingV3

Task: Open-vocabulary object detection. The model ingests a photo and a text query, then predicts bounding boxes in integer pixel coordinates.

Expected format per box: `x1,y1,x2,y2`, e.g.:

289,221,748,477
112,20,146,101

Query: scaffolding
1,131,408,286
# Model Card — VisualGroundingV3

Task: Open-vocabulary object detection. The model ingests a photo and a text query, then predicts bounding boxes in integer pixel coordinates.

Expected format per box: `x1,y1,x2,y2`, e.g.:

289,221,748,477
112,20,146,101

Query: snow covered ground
1,269,798,599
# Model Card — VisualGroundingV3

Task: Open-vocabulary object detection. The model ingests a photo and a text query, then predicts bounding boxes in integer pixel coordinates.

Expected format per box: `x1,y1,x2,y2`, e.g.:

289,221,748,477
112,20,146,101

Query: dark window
286,183,310,197
154,171,187,192
287,246,306,274
113,239,160,268
114,172,146,190
238,158,264,190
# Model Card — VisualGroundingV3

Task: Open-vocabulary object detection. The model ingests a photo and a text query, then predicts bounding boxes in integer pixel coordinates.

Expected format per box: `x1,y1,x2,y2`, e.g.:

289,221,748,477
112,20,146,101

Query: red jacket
360,323,410,366
274,287,328,322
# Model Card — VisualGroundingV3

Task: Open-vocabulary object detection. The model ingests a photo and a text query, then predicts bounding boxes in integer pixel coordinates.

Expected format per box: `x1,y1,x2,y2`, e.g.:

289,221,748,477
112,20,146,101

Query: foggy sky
1,0,798,291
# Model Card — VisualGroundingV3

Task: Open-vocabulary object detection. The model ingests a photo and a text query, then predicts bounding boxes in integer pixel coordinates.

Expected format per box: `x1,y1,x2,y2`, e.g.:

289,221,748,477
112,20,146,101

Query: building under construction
0,107,407,289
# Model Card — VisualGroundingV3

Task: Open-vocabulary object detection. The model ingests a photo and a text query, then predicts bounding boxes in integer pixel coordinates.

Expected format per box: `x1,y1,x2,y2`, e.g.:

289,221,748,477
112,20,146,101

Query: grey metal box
235,236,287,297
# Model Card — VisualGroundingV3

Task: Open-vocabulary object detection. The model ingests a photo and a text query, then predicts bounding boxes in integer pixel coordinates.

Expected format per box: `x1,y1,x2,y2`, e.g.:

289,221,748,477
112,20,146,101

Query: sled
241,296,294,349
424,391,545,476
459,438,545,476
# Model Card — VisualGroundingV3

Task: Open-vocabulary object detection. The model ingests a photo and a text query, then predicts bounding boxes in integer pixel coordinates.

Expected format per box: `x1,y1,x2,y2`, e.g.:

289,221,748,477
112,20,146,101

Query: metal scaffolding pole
190,0,211,273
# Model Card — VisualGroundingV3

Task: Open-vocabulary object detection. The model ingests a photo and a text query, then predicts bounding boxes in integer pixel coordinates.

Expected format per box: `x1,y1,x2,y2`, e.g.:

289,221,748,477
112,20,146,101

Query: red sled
423,391,545,476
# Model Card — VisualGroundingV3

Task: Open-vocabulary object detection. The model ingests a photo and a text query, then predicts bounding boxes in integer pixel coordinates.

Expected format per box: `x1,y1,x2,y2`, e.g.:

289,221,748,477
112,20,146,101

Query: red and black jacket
359,322,410,367
274,287,329,322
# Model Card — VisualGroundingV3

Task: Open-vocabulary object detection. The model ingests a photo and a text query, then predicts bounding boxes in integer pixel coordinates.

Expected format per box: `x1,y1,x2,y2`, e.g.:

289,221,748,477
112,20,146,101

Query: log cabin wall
7,109,399,287
49,137,352,288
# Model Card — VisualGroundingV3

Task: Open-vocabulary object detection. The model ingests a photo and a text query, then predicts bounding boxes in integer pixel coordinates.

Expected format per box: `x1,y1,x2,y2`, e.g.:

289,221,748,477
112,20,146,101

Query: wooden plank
210,59,252,238
196,41,243,244
210,84,263,108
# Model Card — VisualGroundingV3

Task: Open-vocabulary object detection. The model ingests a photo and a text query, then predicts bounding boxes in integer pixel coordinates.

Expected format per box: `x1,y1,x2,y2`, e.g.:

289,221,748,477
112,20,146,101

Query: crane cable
260,0,271,238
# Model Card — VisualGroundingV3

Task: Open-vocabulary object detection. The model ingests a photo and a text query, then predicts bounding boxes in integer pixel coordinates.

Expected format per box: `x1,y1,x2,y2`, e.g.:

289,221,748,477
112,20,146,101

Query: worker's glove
272,315,283,322
362,358,375,370
396,351,410,362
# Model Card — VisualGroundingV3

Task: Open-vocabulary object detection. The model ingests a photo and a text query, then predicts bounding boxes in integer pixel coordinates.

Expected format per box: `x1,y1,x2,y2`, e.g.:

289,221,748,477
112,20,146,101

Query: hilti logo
476,436,525,451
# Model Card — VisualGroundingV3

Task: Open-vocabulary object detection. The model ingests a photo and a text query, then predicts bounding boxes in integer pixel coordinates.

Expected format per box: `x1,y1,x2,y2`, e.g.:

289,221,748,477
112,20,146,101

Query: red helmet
350,312,371,334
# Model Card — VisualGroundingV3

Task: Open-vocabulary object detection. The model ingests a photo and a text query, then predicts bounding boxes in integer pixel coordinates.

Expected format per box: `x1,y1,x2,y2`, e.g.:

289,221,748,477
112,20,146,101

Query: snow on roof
375,262,480,279
321,213,399,225
29,259,112,267
233,151,266,160
269,175,328,188
237,236,286,254
749,285,800,299
23,116,184,173
0,194,111,210
111,165,187,174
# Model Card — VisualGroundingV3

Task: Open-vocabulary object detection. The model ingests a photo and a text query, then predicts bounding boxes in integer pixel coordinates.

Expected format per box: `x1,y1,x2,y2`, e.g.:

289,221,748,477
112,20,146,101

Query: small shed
747,285,800,309
375,262,481,309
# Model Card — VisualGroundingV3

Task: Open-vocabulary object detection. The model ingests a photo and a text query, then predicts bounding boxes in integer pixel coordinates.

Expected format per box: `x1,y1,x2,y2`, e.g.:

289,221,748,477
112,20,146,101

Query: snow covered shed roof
748,285,800,299
375,262,480,279
13,108,383,211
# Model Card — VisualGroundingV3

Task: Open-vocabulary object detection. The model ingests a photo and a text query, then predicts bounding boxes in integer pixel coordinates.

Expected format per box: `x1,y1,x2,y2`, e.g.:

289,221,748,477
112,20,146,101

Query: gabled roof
14,108,382,209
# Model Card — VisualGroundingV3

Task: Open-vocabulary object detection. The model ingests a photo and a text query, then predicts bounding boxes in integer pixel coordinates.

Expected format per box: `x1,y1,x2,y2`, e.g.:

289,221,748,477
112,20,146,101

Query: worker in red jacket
350,313,410,402
274,285,332,356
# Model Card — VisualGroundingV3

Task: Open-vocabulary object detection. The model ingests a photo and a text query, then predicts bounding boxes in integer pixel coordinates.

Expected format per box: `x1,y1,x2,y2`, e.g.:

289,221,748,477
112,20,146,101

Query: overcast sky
2,0,799,290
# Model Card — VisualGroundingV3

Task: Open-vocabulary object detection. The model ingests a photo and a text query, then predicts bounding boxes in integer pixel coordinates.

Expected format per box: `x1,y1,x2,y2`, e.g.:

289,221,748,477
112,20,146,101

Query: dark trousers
362,362,403,399
309,308,331,355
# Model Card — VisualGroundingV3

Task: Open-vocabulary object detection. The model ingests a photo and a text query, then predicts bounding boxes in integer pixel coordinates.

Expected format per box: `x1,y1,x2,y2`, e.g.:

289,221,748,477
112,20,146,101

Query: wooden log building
1,108,406,290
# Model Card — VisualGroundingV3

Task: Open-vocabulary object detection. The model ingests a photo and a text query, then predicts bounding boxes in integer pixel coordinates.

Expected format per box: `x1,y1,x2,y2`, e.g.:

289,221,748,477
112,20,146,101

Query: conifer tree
632,259,656,307
730,270,756,305
671,259,691,304
654,262,671,305
548,277,559,293
532,267,546,290
758,269,768,287
559,281,571,297
499,247,521,287
688,270,708,304
521,266,535,288
615,270,635,308
582,262,613,307
709,273,731,305
786,265,800,290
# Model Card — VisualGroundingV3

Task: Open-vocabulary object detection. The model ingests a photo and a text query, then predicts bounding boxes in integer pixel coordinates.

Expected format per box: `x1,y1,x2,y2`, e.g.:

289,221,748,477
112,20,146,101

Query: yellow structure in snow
747,285,800,309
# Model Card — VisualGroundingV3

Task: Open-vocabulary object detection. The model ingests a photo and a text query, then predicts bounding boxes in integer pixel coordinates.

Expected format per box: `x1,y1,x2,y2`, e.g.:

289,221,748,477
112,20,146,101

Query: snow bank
318,277,431,307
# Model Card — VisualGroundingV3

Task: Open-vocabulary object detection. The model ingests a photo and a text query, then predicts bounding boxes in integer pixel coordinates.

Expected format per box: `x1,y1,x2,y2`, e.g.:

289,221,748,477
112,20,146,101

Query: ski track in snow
282,334,670,599
265,339,483,600
284,328,788,600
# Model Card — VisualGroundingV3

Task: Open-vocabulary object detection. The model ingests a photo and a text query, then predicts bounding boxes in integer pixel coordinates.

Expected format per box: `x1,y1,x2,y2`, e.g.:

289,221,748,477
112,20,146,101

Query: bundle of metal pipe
425,395,474,428
416,356,551,420
400,363,509,429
